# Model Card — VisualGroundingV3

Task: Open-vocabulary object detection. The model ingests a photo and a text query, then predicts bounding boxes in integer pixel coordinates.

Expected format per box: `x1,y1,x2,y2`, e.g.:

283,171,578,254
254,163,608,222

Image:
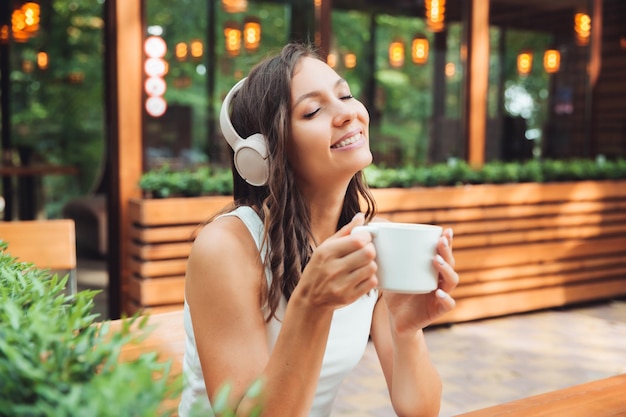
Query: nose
332,100,357,127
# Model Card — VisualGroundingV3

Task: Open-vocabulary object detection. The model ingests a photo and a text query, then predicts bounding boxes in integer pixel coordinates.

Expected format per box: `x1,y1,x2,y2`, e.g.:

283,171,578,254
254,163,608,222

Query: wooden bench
454,373,626,417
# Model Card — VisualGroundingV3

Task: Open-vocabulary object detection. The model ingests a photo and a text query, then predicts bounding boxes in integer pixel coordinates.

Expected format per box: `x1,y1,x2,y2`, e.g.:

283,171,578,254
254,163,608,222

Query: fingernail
442,237,449,248
448,229,454,239
436,289,447,299
436,254,445,266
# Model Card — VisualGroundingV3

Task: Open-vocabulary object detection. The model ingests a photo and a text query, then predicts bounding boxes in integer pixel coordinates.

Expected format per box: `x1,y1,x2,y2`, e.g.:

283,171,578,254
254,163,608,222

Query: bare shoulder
186,214,264,302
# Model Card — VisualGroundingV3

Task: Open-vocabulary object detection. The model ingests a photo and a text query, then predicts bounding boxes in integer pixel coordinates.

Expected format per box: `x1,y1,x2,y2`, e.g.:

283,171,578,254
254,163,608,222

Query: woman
180,43,458,417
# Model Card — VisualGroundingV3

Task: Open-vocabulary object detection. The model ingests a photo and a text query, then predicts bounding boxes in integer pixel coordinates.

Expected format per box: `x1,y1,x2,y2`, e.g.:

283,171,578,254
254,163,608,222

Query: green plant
0,242,264,417
0,243,180,417
138,158,626,198
139,165,233,198
364,158,626,188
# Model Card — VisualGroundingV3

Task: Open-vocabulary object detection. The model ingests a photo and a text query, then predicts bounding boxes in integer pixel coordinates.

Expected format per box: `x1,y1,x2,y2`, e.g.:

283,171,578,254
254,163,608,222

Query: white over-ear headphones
219,77,270,187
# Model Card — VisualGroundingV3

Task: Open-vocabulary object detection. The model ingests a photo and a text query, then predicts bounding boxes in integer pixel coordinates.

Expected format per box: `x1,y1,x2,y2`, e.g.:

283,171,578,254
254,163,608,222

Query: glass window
488,0,594,161
143,0,290,170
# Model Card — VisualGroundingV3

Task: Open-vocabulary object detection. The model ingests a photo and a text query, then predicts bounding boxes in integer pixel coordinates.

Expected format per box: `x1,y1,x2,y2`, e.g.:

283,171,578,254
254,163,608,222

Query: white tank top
179,206,378,417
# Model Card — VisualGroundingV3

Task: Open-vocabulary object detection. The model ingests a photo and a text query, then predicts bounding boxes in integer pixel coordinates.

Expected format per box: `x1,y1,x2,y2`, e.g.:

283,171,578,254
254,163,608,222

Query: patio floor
77,258,626,417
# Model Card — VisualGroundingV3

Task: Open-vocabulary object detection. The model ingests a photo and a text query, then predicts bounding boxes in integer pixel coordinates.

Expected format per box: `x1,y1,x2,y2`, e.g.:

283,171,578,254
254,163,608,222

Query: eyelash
303,94,354,119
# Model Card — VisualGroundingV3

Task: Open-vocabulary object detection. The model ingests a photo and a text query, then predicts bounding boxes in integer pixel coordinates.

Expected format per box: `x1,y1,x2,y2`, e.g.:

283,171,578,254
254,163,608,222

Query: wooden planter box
125,180,626,324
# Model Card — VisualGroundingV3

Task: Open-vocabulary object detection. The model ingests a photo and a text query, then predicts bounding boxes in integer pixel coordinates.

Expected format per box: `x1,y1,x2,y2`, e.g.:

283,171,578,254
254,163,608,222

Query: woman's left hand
382,228,458,333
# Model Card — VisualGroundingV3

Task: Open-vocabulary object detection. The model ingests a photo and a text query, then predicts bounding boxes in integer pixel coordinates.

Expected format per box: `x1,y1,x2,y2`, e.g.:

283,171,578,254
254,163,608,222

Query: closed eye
341,94,354,100
304,108,320,118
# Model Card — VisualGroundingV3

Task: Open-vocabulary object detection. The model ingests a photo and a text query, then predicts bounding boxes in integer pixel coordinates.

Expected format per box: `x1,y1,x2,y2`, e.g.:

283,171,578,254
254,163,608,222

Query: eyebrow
292,78,348,108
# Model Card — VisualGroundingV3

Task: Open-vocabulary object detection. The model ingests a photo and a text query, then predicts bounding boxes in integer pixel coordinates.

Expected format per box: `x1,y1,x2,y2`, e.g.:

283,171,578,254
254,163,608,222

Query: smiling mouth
331,133,362,149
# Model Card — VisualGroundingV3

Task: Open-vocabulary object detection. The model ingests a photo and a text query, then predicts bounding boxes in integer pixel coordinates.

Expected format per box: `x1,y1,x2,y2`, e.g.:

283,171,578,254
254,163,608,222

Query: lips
331,131,363,149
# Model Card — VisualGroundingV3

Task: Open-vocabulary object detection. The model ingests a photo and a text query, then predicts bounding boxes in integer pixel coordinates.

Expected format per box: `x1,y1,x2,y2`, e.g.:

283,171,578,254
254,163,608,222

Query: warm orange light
11,2,40,42
389,41,405,68
175,42,188,61
243,18,261,52
190,39,203,59
327,53,337,68
224,23,242,57
445,62,455,77
222,0,248,13
411,36,429,65
517,52,533,76
37,51,48,70
574,13,591,46
1,25,9,43
22,3,40,33
425,0,446,33
543,49,560,73
344,53,357,69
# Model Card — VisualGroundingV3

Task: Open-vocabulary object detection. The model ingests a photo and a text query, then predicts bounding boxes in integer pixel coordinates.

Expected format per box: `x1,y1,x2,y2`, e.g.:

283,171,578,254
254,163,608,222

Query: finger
435,289,456,314
437,234,455,268
434,254,459,293
335,212,365,238
444,228,454,248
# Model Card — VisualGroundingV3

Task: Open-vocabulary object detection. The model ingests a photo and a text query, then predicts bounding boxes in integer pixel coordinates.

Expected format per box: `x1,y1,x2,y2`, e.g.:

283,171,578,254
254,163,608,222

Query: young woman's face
287,57,372,190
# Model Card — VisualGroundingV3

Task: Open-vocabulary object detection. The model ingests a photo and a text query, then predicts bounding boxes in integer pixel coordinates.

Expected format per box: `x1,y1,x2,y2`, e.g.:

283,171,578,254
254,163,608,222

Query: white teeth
332,134,361,149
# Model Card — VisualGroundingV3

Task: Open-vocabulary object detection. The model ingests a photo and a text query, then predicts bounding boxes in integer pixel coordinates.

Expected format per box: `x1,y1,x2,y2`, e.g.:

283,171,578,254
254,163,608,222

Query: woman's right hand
294,213,379,310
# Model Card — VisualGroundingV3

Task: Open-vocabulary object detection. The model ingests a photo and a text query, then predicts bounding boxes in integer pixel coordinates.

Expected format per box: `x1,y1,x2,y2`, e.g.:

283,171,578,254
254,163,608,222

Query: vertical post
431,30,447,161
205,0,217,159
0,0,13,220
106,0,144,318
317,0,332,57
290,0,315,43
465,0,490,167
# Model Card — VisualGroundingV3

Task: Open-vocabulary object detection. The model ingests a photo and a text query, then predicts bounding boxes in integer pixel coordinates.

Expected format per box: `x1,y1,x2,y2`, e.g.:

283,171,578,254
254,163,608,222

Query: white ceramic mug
351,222,443,294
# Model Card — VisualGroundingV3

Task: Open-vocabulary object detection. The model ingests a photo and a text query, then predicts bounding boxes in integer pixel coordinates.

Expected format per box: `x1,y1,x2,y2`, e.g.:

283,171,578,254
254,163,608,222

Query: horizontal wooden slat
436,278,626,324
454,266,626,298
129,196,232,226
372,181,626,212
128,275,185,306
455,236,626,271
130,224,199,243
461,255,626,284
130,241,193,260
129,256,187,277
385,200,626,226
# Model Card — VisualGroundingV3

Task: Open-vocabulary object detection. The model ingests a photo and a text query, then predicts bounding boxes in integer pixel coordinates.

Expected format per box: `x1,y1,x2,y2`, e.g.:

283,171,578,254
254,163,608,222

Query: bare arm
370,228,458,417
185,213,378,416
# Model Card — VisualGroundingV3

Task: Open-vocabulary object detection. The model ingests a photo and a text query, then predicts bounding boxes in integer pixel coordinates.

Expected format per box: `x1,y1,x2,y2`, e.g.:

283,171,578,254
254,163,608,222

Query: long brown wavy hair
220,43,376,321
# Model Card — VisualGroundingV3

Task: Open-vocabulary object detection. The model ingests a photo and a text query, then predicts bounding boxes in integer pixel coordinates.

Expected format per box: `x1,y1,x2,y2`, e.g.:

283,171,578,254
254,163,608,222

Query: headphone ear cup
233,133,270,187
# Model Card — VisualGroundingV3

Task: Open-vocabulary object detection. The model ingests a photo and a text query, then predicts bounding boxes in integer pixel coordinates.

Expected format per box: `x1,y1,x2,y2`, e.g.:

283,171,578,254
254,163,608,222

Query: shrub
139,158,626,198
0,244,180,417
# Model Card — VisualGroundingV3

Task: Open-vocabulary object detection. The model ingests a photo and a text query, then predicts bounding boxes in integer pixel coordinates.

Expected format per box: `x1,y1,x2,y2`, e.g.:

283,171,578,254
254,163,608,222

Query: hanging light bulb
224,22,242,57
389,40,405,68
543,49,560,73
344,52,357,69
243,17,261,52
411,35,429,65
425,0,446,33
574,12,591,46
517,51,533,76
